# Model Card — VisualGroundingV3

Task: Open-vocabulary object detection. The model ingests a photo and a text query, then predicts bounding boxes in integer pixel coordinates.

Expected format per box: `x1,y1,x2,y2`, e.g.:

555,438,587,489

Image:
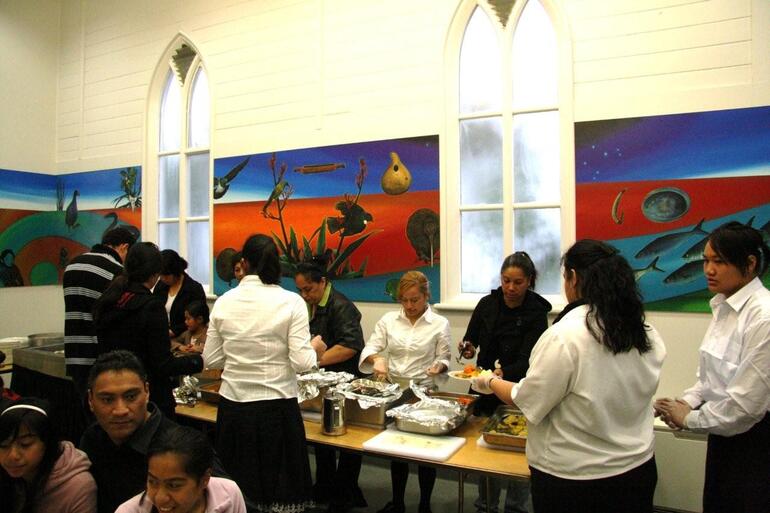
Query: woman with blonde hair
359,270,451,513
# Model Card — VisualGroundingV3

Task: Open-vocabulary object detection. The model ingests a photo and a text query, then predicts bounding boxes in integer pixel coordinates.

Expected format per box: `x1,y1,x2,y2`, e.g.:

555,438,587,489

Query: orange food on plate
458,364,483,379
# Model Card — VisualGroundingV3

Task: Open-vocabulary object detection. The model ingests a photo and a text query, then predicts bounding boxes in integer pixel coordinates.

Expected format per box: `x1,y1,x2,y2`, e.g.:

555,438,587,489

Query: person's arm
287,297,317,373
202,307,225,370
460,300,484,358
427,318,451,374
145,301,203,377
359,317,389,374
319,345,357,367
320,299,364,367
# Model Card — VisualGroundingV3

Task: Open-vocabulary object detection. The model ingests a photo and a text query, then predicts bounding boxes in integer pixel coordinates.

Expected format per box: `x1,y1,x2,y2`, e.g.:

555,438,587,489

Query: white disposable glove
471,373,499,395
372,356,389,378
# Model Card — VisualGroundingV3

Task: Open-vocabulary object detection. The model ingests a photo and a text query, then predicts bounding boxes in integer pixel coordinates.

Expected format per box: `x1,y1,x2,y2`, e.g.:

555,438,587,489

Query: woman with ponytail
93,242,203,417
655,221,770,513
472,239,667,513
203,234,326,512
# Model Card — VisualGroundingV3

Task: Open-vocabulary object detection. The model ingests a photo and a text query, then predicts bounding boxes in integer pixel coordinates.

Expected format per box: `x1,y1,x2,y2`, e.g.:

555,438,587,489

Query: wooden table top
176,401,530,479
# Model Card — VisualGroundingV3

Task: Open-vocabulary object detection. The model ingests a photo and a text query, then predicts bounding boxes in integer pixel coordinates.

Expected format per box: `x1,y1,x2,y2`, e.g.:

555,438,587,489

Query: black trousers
703,413,770,513
529,456,657,513
390,461,436,506
314,446,363,506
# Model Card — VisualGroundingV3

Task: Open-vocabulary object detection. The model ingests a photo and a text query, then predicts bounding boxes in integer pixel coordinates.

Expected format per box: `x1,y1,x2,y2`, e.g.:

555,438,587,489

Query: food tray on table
480,405,527,448
198,381,221,404
391,391,479,436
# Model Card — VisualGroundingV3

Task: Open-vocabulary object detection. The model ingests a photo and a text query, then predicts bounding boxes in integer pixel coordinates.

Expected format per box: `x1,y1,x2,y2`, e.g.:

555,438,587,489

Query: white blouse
203,275,317,402
511,304,666,480
681,277,770,436
359,305,451,379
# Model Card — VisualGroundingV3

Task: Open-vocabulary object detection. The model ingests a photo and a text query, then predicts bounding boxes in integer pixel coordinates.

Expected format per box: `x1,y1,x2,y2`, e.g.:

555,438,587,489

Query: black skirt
703,412,770,513
216,396,314,512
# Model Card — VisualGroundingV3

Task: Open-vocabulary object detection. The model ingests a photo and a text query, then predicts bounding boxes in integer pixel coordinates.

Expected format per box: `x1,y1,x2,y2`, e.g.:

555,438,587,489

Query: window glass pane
461,210,503,293
159,155,180,218
188,68,210,148
512,0,557,109
513,111,560,203
187,221,210,290
187,153,210,217
160,71,181,151
513,208,561,294
460,117,503,205
159,222,180,253
460,7,501,114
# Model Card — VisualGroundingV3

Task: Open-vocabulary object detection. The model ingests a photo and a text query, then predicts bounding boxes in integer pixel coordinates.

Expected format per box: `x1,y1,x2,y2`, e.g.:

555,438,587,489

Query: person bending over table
294,257,367,512
472,240,666,513
359,270,451,513
655,221,770,513
203,234,326,513
460,252,551,513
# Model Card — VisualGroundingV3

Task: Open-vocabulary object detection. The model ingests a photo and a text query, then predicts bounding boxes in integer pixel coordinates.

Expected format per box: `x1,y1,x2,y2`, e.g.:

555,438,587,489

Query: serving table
176,401,529,512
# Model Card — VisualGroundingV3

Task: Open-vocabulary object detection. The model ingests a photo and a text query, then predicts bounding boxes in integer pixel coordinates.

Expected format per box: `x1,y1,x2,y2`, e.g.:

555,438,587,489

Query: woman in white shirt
655,221,770,513
472,240,666,513
203,234,326,513
359,271,451,513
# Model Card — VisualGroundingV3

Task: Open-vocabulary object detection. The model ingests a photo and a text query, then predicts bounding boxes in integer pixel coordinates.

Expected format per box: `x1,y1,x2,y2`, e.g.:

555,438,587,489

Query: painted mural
212,136,440,301
0,167,142,287
575,106,770,312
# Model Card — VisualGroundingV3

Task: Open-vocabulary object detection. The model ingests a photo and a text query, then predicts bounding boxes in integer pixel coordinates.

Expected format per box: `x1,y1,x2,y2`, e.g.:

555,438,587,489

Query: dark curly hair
563,239,651,354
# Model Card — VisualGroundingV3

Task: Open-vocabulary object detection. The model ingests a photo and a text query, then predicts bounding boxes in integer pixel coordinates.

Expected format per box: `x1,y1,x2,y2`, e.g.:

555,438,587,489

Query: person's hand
426,362,446,376
310,335,327,361
654,398,691,430
458,341,476,359
471,373,499,395
372,356,389,378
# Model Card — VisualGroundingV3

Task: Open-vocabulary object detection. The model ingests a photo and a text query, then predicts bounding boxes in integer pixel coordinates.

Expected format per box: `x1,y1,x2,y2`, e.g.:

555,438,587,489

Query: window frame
144,38,213,293
439,0,575,311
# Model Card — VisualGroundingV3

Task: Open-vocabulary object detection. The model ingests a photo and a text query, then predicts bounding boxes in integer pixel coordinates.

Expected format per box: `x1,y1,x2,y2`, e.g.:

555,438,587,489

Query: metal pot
27,332,64,347
322,390,346,436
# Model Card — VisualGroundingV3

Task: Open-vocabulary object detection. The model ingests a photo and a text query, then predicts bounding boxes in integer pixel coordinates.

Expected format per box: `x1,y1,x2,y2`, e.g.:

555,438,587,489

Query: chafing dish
389,391,478,435
481,405,527,448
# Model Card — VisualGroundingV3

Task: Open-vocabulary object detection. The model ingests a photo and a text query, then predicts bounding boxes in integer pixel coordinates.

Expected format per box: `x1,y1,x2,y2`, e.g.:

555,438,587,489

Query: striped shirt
63,245,123,380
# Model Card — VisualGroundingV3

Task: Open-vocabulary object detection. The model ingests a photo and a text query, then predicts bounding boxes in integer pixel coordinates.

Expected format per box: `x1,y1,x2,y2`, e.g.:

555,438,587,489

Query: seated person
1,398,97,513
80,350,230,513
171,300,209,354
116,425,246,513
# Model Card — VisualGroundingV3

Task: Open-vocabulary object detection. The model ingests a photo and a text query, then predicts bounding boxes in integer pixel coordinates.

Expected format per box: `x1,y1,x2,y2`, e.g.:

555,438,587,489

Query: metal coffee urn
322,390,346,436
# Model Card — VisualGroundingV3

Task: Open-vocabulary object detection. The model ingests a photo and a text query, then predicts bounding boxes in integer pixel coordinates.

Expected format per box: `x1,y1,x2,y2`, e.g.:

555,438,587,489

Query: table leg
457,471,464,513
486,476,492,513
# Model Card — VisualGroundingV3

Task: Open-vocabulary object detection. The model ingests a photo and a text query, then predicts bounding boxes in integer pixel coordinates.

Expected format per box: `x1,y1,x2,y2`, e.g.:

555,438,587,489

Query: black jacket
309,287,365,376
463,287,551,415
95,282,203,416
153,272,206,337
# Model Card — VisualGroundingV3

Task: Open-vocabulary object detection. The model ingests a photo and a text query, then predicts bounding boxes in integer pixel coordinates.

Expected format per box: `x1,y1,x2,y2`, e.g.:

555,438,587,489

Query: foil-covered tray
297,370,355,409
388,390,478,435
481,405,527,448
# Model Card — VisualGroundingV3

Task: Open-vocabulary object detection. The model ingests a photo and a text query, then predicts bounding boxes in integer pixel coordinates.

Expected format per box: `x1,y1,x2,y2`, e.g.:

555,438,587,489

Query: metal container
27,332,64,347
322,390,346,436
299,386,328,412
393,392,479,435
12,343,68,380
345,388,414,429
199,381,221,404
481,405,527,448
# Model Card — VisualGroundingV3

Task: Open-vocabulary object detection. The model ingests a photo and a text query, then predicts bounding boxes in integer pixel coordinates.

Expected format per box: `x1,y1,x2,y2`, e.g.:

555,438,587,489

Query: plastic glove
426,362,446,376
372,356,389,378
471,373,498,395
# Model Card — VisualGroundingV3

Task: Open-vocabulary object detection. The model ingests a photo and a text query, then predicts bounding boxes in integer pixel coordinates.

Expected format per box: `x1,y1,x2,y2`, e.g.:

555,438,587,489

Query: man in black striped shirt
63,227,137,397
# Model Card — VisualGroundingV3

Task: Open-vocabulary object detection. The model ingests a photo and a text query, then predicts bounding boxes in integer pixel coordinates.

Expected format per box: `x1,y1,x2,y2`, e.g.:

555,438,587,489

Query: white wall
2,1,769,510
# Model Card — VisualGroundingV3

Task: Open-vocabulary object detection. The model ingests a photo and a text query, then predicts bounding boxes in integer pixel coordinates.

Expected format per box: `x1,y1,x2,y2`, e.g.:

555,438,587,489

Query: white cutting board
362,428,466,462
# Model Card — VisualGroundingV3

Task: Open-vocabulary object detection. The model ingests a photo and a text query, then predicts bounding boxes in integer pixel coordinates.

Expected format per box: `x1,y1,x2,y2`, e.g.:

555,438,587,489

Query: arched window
444,0,573,305
148,40,211,290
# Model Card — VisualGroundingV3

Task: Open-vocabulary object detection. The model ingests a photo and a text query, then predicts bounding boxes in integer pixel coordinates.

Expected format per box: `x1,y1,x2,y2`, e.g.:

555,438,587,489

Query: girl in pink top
116,425,246,513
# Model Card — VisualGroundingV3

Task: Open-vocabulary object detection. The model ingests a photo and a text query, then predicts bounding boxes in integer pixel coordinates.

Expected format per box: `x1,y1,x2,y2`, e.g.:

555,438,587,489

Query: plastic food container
481,405,527,448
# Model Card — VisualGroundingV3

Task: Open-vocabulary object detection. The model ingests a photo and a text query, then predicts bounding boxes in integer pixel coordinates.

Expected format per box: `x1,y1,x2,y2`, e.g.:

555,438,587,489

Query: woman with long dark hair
93,242,203,417
153,249,206,338
472,239,666,513
203,234,326,512
0,399,96,513
655,221,770,513
115,425,246,513
460,251,551,513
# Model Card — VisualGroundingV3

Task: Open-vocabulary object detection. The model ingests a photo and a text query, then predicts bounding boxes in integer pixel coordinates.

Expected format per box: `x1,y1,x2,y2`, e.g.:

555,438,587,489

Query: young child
171,300,209,354
116,425,246,513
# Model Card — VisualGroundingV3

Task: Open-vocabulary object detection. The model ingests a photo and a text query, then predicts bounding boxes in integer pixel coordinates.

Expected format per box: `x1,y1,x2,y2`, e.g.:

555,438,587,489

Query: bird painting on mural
65,190,80,230
261,179,288,215
213,156,250,200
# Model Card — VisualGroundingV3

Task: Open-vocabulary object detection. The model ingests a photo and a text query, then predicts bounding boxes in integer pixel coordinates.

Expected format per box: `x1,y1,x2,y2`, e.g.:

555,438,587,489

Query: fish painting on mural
633,257,664,281
663,260,705,285
634,219,708,260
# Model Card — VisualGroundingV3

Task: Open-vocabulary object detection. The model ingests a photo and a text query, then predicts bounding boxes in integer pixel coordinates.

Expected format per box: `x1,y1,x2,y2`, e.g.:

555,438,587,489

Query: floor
308,446,531,513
